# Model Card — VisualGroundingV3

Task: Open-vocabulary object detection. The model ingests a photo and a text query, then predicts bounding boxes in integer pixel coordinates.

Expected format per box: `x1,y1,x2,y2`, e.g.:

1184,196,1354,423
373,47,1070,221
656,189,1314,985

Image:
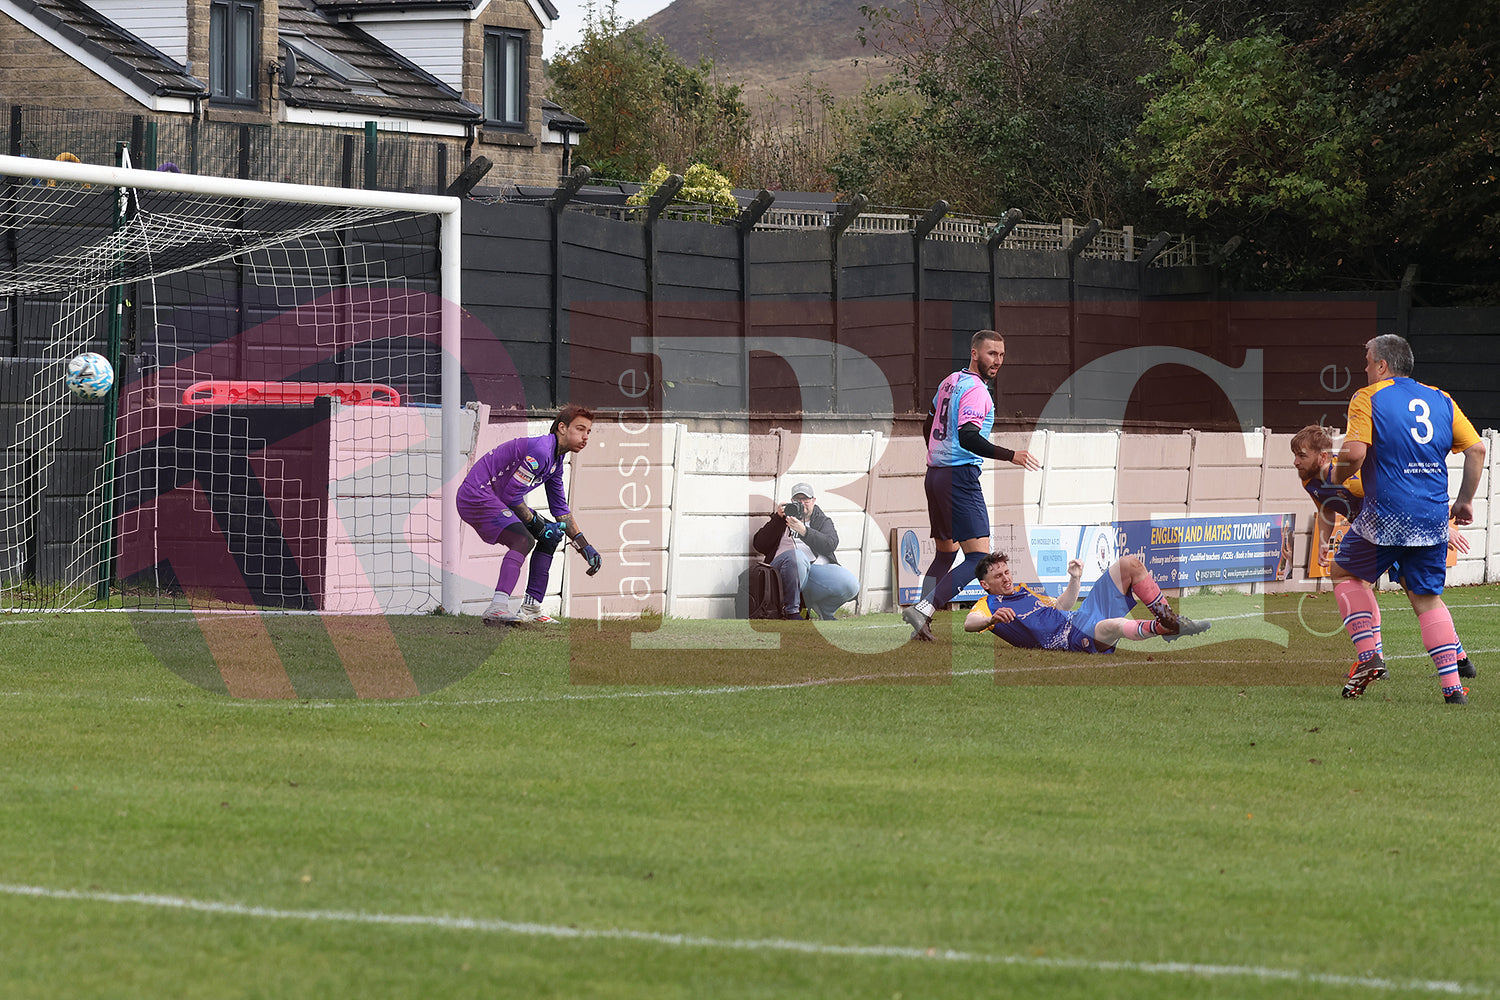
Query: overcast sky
545,0,674,57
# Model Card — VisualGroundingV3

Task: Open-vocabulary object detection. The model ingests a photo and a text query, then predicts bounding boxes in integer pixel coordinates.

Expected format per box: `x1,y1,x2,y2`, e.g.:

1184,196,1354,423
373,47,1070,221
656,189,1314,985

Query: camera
782,501,804,518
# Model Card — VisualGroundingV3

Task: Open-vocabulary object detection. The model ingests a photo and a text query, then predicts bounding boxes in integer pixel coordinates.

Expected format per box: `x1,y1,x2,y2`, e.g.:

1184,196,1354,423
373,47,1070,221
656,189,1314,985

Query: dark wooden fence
460,199,1499,434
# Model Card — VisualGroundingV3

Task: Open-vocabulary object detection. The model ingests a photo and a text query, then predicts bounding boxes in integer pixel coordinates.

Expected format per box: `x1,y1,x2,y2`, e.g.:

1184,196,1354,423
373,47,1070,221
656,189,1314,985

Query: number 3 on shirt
1408,398,1433,444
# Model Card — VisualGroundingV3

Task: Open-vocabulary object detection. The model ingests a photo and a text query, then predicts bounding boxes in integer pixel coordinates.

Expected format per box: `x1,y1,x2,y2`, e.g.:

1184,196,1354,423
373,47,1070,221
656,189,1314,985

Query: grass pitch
2,588,1498,999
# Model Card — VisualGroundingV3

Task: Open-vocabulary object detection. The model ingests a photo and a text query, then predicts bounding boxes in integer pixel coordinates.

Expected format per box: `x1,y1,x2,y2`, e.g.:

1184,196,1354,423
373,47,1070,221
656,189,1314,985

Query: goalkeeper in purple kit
458,405,603,625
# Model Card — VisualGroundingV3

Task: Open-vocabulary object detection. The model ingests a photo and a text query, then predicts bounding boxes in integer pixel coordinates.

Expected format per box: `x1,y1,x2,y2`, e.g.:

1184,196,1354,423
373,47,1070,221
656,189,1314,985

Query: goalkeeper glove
521,510,565,547
574,534,603,576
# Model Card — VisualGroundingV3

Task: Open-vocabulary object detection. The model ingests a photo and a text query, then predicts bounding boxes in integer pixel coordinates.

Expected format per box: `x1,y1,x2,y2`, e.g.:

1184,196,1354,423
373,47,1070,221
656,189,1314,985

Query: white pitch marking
8,647,1499,709
0,669,980,707
0,882,1485,995
202,641,1500,704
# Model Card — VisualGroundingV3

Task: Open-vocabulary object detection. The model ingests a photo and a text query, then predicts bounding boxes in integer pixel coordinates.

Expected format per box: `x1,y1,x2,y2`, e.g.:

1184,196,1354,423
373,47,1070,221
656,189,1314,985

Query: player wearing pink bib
901,329,1041,642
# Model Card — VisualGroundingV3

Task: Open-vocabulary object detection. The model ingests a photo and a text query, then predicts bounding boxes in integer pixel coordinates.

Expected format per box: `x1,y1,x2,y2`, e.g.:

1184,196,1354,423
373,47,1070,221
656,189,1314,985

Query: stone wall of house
184,0,212,111
0,20,146,112
467,0,556,183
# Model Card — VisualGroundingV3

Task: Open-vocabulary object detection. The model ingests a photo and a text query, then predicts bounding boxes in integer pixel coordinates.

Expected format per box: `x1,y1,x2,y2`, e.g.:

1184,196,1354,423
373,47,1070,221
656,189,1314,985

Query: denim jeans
770,548,860,619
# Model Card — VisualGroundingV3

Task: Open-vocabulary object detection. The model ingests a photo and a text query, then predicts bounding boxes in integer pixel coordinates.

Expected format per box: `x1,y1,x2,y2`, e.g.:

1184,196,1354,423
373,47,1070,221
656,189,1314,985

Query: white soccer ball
66,352,114,400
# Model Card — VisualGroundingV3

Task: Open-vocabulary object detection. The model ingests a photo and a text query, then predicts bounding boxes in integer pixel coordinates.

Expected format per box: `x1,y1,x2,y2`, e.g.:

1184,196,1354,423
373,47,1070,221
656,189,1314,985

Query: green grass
2,588,1498,998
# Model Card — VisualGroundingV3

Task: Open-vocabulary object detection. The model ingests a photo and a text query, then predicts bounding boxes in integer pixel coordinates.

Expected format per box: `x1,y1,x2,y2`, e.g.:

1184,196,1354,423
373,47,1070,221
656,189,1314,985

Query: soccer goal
0,153,464,615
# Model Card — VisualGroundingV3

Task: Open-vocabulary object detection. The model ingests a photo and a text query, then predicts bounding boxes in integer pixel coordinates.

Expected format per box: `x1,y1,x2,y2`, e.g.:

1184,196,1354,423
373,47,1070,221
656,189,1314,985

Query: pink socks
1335,579,1382,664
1418,605,1463,692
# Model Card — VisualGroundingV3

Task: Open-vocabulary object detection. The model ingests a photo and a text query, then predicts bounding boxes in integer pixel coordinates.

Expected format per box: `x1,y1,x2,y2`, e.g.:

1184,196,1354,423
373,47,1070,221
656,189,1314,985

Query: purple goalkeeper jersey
458,432,570,516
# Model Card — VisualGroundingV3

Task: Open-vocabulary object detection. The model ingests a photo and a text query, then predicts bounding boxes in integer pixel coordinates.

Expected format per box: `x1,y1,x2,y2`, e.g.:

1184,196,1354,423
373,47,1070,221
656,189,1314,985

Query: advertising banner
1121,514,1297,589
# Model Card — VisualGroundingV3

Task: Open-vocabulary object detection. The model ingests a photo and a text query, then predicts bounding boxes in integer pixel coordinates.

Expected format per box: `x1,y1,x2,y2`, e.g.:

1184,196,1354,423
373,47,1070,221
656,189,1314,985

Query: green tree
627,163,740,222
1123,24,1370,289
653,52,751,180
825,83,972,210
1311,1,1500,301
546,4,663,179
1128,25,1365,235
836,0,1054,214
836,0,1339,219
546,2,749,181
1122,3,1498,299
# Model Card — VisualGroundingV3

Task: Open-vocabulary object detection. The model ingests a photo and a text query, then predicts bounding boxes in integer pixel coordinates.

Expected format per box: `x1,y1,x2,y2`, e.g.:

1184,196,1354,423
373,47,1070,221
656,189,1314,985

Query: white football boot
510,599,558,625
481,596,512,625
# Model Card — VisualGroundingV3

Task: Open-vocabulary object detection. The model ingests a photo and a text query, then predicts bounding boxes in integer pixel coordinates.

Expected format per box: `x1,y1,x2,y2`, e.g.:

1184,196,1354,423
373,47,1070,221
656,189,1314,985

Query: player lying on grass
964,552,1210,651
1291,424,1476,680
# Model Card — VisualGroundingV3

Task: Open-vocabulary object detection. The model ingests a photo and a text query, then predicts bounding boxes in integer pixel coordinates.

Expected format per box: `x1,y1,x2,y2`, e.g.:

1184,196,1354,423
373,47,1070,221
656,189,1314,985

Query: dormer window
484,28,527,129
281,32,385,97
210,0,259,103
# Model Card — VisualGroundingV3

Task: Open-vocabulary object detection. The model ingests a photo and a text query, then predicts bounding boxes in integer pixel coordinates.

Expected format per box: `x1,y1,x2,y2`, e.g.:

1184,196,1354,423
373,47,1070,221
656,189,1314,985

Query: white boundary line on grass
6,647,1497,710
0,882,1485,996
116,645,1500,707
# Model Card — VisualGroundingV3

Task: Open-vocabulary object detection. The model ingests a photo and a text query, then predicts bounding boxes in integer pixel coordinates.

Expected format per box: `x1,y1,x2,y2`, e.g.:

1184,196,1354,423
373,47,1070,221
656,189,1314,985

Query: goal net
0,154,463,614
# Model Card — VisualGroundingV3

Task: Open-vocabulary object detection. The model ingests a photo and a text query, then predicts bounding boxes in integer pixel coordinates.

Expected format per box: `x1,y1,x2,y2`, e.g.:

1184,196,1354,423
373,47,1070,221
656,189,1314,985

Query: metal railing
483,172,1208,266
751,205,1201,265
5,105,451,193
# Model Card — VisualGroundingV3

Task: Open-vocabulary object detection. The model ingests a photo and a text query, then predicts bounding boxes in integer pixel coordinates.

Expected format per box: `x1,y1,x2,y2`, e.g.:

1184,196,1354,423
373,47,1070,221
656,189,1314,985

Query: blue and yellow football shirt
1345,377,1480,546
972,586,1071,650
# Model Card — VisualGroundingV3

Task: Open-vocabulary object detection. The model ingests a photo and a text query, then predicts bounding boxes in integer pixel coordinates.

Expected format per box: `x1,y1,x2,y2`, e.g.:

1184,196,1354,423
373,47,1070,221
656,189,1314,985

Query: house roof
541,98,587,133
318,0,484,8
733,189,838,210
315,0,560,21
5,0,587,132
5,0,205,98
279,0,481,124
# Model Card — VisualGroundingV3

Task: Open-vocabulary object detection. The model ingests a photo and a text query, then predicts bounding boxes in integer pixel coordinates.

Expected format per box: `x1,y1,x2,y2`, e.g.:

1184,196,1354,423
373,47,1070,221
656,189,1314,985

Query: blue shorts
1335,532,1448,595
925,464,989,542
1065,573,1134,653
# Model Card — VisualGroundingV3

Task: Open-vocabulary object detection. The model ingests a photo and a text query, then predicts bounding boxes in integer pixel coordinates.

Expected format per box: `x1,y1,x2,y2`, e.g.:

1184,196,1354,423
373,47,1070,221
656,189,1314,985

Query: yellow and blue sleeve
1345,383,1380,445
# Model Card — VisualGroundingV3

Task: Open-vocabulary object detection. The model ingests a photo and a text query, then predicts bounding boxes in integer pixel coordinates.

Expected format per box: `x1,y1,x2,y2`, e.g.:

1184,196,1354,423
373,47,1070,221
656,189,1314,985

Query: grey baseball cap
789,482,815,499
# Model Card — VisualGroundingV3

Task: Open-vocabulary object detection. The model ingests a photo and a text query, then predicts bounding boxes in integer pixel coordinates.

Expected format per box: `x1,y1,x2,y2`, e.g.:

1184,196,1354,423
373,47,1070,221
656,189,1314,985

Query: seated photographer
751,482,860,620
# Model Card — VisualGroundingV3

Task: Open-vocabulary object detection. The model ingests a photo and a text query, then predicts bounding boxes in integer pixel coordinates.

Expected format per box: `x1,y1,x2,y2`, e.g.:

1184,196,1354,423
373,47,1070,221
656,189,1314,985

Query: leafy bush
627,163,740,222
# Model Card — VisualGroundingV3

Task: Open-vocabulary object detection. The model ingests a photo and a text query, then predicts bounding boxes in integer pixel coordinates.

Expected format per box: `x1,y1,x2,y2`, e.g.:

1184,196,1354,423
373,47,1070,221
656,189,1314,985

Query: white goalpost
0,152,464,615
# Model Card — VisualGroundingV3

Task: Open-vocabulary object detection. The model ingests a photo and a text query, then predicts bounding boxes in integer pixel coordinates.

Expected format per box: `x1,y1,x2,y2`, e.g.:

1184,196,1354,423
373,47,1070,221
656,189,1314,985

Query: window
484,28,527,128
210,0,259,103
280,33,378,86
280,32,382,96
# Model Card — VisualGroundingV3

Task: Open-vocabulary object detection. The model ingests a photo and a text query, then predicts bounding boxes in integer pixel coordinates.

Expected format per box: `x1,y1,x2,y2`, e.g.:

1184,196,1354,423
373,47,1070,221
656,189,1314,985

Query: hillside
634,0,897,110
